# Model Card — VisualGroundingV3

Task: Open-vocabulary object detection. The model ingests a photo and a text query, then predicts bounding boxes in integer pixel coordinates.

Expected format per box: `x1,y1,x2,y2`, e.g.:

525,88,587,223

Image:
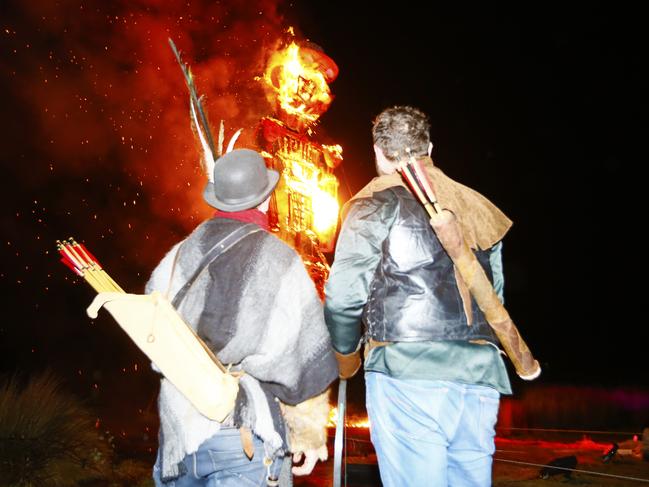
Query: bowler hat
203,149,279,212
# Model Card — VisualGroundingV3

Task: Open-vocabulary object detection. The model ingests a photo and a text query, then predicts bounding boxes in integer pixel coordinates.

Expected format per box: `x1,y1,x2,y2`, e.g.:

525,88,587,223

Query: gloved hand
335,350,361,379
291,444,328,476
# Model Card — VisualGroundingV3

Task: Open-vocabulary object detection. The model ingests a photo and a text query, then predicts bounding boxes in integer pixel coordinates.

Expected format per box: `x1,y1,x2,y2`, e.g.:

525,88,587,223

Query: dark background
291,5,646,388
1,1,645,429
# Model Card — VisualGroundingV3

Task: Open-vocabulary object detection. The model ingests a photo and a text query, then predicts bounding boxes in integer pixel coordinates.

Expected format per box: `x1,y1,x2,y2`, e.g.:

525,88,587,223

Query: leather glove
335,350,361,379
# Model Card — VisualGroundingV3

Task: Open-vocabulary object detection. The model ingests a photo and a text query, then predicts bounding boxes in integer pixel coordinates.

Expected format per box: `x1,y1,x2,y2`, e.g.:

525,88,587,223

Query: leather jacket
325,185,500,354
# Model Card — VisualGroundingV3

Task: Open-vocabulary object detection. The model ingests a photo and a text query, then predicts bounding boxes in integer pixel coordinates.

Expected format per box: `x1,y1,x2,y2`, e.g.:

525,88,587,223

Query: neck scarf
213,208,269,231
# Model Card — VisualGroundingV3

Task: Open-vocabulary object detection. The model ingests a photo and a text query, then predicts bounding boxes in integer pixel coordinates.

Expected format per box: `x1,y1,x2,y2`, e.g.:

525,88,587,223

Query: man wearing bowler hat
146,148,338,487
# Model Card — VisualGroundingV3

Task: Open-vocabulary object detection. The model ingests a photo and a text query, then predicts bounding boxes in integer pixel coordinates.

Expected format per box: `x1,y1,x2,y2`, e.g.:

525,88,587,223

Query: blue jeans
365,372,500,487
153,427,285,487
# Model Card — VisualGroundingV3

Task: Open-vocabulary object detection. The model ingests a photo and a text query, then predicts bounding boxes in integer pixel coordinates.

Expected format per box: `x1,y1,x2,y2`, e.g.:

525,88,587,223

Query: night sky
1,0,645,425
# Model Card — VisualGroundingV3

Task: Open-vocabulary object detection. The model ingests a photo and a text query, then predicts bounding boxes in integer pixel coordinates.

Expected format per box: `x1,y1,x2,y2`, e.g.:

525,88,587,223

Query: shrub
0,370,112,486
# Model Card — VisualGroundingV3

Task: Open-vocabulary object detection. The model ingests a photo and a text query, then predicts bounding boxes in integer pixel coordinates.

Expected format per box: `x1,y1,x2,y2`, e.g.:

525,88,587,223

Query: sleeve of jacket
489,241,505,304
324,193,397,355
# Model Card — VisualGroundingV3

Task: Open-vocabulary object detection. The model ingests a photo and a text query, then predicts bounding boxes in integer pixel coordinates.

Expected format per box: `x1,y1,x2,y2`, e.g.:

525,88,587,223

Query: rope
337,428,641,441
329,432,648,482
497,426,643,436
345,437,373,445
495,458,649,483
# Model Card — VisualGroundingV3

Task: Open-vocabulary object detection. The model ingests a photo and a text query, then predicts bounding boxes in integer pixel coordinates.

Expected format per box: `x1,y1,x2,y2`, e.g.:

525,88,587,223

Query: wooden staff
398,156,541,380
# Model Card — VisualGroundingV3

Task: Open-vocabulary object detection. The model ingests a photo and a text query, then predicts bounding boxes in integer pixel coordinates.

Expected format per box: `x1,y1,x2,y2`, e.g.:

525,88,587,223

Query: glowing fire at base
328,407,371,429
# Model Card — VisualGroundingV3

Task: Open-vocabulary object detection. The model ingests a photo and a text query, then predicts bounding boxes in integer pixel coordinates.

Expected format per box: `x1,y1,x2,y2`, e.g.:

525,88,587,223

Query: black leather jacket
325,185,500,354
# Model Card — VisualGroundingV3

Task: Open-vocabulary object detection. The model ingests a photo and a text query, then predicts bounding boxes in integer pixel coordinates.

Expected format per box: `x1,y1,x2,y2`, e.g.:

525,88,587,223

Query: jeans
153,427,286,487
365,372,500,487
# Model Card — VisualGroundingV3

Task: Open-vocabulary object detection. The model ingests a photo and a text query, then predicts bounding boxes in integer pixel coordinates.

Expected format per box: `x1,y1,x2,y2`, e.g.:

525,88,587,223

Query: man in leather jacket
324,106,513,487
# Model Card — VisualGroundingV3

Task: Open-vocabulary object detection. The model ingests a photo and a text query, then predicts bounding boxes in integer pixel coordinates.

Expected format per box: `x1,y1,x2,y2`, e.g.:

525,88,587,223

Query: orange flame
262,41,333,124
283,154,339,240
328,407,371,428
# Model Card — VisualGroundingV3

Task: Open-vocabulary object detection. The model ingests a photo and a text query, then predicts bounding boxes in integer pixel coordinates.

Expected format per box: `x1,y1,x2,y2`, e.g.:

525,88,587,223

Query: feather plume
217,120,225,158
226,129,243,153
169,38,217,179
190,98,215,181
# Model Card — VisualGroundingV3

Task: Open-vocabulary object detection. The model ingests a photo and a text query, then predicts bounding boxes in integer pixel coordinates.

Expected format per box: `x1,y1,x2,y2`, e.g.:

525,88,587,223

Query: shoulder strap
172,223,262,308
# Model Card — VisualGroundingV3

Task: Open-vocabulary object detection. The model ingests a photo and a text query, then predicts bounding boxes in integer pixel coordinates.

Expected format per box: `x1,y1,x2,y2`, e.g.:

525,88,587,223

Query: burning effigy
169,31,343,297
55,31,345,428
256,35,343,296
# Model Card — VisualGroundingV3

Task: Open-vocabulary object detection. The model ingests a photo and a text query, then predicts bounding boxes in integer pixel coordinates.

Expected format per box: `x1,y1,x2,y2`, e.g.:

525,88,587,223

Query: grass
2,372,646,486
0,370,112,487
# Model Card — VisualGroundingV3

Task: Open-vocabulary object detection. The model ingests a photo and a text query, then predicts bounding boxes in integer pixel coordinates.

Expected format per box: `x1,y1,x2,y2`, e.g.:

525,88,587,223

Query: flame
328,407,371,428
322,144,343,161
262,41,332,123
312,187,338,235
285,159,339,238
328,406,338,427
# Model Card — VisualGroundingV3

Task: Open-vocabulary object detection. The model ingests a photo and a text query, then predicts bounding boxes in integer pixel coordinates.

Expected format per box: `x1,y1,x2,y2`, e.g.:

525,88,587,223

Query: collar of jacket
347,157,512,250
212,208,269,231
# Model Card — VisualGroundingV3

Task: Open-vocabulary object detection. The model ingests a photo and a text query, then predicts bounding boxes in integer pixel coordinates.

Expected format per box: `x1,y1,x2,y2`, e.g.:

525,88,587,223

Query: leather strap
239,426,255,460
169,224,263,459
172,224,261,308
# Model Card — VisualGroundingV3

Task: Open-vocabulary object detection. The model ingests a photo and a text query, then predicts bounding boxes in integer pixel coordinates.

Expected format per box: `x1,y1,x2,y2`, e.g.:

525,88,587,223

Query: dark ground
294,428,649,487
109,421,648,486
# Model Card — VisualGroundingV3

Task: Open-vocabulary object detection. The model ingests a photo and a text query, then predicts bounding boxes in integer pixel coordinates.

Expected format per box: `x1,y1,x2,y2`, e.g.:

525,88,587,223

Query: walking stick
398,157,541,380
333,379,347,487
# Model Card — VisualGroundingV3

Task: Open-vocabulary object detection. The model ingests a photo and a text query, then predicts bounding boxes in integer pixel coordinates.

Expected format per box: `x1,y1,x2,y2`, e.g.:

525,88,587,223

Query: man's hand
291,444,328,476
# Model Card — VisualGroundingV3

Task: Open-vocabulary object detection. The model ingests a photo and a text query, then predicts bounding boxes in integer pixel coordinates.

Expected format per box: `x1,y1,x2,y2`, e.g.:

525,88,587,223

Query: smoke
2,0,300,283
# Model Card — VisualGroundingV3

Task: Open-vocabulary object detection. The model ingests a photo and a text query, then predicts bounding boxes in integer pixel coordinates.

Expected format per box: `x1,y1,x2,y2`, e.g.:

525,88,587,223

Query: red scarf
212,209,269,231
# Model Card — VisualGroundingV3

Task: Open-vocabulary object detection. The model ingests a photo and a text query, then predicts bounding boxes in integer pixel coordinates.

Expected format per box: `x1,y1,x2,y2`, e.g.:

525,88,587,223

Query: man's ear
374,145,398,175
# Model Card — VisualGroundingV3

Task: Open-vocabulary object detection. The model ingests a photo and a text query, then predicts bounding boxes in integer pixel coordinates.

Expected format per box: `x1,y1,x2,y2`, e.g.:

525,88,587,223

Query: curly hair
372,106,431,162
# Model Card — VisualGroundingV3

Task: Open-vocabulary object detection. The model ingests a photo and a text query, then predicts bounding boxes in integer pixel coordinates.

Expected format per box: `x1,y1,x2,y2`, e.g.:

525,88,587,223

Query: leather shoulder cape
347,157,512,250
